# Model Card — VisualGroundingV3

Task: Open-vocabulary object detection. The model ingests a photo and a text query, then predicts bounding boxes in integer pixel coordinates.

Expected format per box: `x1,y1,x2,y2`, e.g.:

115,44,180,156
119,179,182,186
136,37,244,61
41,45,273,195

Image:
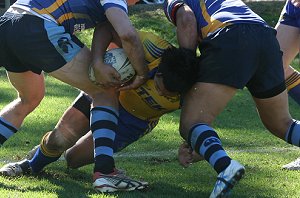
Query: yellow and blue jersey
164,0,266,38
279,0,300,28
119,31,180,121
12,0,127,34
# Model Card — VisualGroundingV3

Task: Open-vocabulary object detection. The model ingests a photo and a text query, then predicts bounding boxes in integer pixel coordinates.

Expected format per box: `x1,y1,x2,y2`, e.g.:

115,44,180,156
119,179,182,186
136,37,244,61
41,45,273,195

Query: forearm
121,32,148,77
91,22,114,65
176,5,198,51
105,7,148,77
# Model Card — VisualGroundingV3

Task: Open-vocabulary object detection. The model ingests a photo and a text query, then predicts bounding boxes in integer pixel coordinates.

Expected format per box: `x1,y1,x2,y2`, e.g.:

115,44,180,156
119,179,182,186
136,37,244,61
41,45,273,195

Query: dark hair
158,47,199,94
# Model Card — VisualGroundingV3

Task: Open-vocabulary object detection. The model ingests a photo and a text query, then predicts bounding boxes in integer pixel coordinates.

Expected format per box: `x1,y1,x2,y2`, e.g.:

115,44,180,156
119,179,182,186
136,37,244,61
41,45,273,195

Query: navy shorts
0,12,83,74
72,92,159,152
197,23,286,99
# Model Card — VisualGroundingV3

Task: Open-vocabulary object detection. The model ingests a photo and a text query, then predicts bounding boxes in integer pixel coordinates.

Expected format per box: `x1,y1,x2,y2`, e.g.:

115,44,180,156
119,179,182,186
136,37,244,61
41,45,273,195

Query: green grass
1,1,300,197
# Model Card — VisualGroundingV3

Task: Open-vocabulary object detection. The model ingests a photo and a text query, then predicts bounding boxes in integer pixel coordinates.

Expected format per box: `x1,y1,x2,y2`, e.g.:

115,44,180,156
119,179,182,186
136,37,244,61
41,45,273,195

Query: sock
91,106,118,174
0,117,18,145
29,132,62,173
285,120,300,147
188,123,231,174
285,71,300,105
29,146,60,173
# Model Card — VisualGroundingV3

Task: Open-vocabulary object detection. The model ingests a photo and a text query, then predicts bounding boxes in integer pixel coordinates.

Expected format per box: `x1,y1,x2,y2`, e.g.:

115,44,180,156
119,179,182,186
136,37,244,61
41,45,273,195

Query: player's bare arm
91,22,122,88
176,5,198,51
105,7,148,90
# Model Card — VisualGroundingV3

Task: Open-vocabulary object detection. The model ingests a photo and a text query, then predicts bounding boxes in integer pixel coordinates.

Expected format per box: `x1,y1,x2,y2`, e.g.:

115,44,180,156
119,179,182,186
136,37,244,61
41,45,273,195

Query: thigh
253,90,293,139
6,71,45,101
275,23,300,78
49,46,92,91
180,82,237,140
49,46,119,107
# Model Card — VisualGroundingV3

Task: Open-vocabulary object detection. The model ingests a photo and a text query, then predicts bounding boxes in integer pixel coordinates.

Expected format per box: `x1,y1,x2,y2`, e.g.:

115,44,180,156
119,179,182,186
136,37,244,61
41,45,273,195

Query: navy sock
188,123,231,174
0,117,18,145
91,106,118,174
29,146,60,173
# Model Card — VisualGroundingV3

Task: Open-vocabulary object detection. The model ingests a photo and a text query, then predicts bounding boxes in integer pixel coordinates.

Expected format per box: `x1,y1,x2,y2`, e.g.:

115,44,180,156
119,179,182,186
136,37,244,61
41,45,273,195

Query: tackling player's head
157,47,199,94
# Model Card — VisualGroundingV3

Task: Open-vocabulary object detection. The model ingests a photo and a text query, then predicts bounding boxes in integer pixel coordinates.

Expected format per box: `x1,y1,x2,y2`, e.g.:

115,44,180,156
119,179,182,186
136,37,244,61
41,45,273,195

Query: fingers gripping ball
89,48,136,85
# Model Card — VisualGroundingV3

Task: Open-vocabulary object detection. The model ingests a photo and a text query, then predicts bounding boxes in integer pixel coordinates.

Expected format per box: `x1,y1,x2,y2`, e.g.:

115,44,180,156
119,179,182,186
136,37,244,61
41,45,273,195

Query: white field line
0,147,299,163
114,147,300,158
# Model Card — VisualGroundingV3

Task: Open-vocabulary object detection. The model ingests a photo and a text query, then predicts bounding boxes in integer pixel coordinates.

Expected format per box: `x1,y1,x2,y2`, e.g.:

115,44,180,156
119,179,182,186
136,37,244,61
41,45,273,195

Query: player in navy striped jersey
163,0,300,197
0,0,148,193
275,0,300,170
277,0,300,106
0,30,182,193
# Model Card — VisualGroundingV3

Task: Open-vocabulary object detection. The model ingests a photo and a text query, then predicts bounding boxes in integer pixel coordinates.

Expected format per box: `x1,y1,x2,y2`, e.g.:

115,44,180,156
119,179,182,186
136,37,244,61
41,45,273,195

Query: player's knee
18,89,44,111
45,129,71,153
65,149,80,169
264,118,293,139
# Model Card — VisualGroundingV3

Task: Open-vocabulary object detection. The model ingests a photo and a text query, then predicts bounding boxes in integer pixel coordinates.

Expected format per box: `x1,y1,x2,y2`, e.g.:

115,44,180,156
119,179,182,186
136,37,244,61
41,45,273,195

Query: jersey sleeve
138,31,173,63
164,0,185,25
99,0,128,13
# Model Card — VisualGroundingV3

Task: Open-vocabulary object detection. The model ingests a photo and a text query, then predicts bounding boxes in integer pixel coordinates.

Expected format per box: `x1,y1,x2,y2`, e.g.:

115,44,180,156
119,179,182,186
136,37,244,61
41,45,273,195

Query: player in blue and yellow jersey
0,30,182,193
0,0,148,193
276,0,300,106
274,0,300,170
163,0,300,197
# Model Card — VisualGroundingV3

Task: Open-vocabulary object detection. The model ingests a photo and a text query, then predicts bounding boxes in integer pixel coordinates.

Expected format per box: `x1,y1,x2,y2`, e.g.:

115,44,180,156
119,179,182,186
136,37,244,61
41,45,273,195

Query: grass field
1,1,300,197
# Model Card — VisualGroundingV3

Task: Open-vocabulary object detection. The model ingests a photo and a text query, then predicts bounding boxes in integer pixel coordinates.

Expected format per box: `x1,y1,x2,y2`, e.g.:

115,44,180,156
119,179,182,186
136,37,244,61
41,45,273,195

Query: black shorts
0,12,83,74
198,23,286,99
72,92,92,119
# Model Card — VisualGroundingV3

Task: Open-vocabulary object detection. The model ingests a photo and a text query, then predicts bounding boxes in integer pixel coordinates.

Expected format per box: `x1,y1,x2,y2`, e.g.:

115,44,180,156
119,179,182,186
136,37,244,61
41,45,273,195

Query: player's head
155,47,199,95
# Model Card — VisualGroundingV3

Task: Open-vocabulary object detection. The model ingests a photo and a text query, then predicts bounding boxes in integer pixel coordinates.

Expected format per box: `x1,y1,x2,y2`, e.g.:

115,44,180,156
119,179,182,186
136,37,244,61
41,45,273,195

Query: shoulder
138,31,173,62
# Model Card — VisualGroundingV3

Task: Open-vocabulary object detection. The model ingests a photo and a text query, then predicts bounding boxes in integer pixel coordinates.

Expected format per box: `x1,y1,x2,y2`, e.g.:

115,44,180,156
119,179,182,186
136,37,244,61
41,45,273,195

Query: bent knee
65,151,80,169
65,144,93,169
65,149,93,169
265,118,293,139
45,130,74,153
18,90,45,109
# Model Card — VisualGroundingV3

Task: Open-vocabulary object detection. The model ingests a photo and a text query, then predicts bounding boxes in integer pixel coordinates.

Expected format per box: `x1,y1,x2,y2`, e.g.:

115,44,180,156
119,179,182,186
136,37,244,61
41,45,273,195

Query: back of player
120,31,180,121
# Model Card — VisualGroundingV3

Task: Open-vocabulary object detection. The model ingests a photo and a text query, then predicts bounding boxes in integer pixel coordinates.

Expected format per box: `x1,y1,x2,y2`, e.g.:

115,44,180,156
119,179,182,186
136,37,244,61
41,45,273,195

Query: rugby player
163,0,300,197
0,30,182,193
275,0,300,170
0,0,148,193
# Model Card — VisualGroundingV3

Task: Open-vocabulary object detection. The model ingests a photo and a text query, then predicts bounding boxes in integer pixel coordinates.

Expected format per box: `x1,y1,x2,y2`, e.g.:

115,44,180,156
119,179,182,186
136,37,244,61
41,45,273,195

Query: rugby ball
89,48,136,85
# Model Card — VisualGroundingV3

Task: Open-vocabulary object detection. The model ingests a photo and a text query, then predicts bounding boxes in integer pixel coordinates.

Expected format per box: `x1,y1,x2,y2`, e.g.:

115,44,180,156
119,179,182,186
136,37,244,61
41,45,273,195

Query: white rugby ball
89,48,136,85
